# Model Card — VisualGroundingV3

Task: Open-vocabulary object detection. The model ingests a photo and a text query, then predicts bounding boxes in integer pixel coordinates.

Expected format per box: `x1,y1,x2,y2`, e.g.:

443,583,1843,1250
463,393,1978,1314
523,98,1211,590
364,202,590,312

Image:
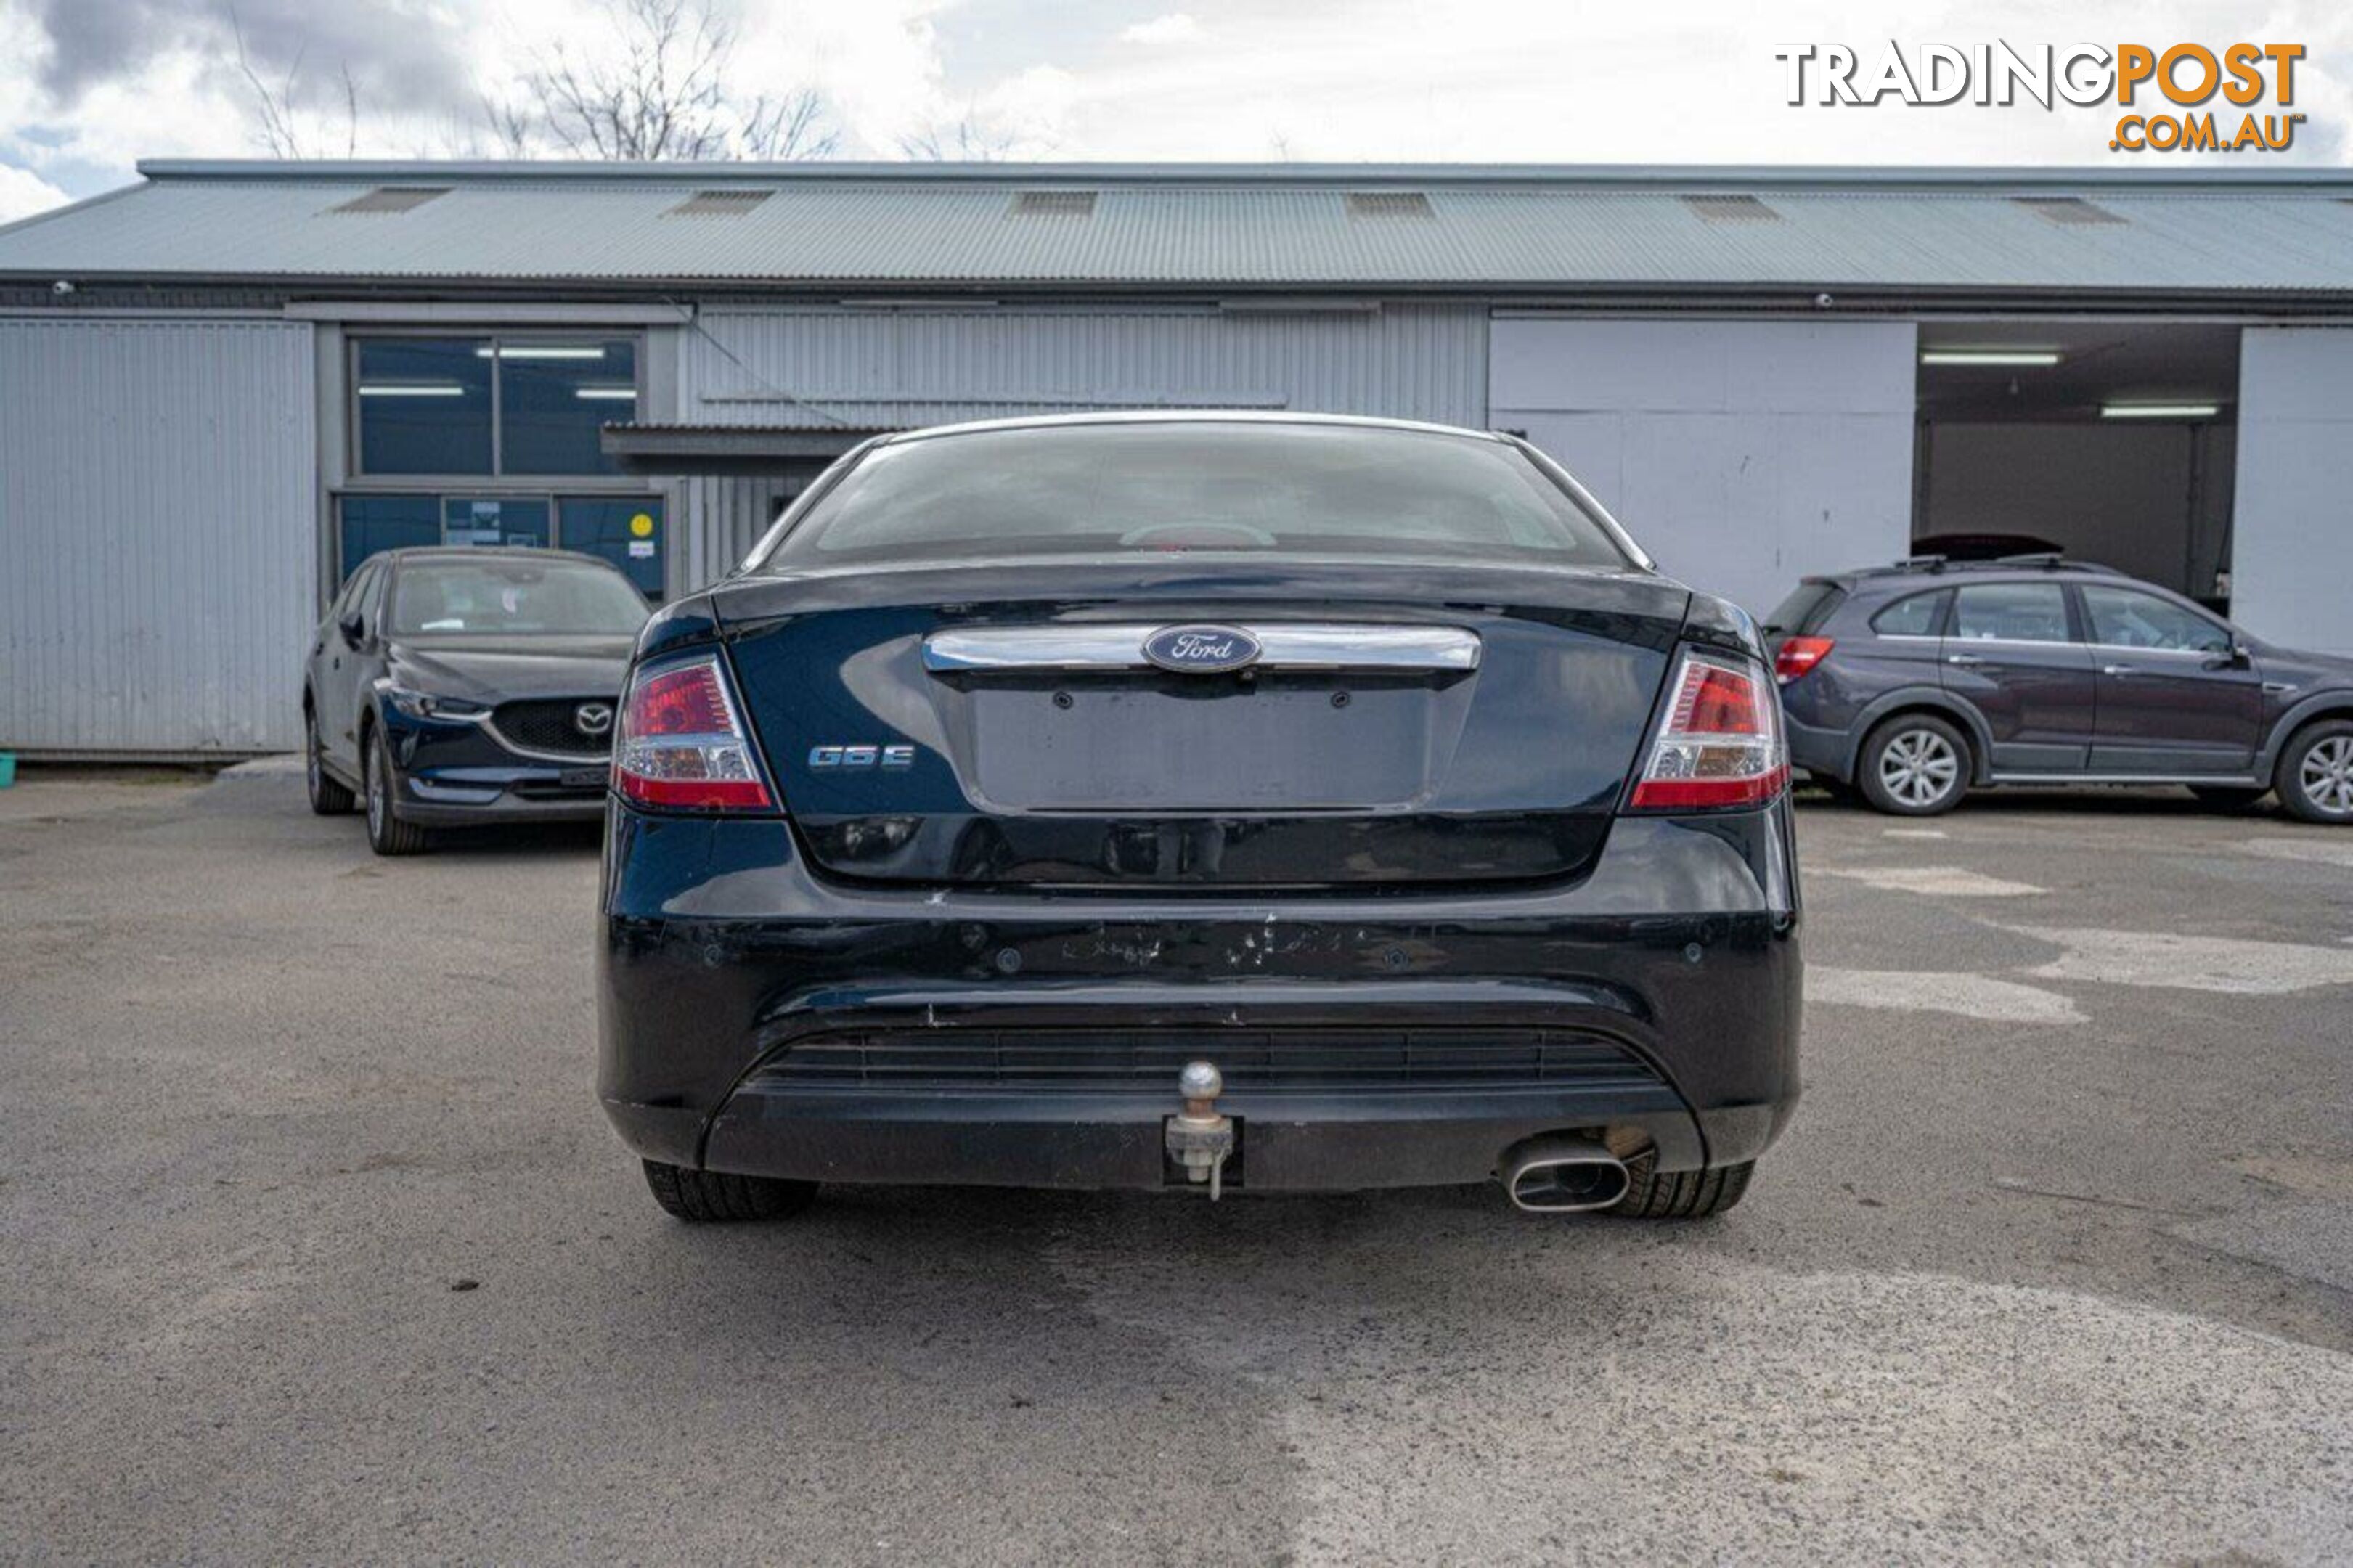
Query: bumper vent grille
492,699,613,758
759,1027,1661,1093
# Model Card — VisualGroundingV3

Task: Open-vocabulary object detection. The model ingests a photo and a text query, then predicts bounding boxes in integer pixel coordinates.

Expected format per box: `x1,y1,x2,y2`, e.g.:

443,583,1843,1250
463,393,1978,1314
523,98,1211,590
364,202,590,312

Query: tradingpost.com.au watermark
1774,42,2307,152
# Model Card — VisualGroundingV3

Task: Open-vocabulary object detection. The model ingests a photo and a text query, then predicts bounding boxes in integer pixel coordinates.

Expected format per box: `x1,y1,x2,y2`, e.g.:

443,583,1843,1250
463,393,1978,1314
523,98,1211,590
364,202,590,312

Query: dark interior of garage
1912,321,2240,610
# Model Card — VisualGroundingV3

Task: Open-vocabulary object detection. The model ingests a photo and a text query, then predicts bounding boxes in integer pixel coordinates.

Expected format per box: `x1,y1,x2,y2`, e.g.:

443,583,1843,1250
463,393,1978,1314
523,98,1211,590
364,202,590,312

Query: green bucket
0,754,15,788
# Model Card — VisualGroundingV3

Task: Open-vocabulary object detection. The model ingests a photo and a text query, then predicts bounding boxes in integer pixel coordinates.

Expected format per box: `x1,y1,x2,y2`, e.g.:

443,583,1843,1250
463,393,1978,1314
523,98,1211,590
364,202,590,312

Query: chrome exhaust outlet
1499,1135,1630,1214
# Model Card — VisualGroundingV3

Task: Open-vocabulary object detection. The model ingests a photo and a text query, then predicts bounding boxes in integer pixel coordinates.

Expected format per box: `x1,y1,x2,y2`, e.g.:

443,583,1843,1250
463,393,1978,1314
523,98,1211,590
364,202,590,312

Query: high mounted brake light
614,656,774,811
1628,648,1790,812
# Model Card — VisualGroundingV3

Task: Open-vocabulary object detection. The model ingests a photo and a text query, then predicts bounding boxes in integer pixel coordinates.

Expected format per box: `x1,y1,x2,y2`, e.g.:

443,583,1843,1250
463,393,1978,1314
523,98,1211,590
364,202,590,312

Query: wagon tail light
1628,648,1790,812
1774,635,1834,684
614,655,775,811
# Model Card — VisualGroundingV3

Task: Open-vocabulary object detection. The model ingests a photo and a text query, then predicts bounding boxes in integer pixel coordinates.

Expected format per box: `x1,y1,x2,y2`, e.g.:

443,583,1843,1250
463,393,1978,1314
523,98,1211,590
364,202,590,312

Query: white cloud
1121,13,1200,46
0,163,71,223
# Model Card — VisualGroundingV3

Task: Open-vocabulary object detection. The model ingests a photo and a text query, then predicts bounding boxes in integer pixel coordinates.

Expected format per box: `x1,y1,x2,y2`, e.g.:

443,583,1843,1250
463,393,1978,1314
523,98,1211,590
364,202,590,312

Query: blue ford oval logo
1142,624,1262,674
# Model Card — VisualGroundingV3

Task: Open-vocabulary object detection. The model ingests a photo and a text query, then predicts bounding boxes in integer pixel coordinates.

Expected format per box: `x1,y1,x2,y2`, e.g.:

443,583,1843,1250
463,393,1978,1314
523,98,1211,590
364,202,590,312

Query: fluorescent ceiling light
2100,401,2221,419
1920,348,2063,367
357,383,465,397
476,345,606,360
574,386,637,401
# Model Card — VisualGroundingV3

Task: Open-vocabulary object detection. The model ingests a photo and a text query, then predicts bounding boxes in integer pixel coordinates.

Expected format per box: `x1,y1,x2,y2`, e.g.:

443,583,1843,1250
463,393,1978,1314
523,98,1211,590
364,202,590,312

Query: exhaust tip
1500,1135,1630,1214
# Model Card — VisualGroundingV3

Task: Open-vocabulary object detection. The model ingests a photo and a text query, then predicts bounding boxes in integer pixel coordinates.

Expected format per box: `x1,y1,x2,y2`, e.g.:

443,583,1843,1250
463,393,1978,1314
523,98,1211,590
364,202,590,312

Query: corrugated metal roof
4,160,2353,298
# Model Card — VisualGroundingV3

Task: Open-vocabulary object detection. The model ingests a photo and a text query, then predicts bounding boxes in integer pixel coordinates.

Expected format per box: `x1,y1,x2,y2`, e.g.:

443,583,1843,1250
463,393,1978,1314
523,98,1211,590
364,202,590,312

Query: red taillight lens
614,656,775,811
1628,648,1789,812
1775,635,1835,684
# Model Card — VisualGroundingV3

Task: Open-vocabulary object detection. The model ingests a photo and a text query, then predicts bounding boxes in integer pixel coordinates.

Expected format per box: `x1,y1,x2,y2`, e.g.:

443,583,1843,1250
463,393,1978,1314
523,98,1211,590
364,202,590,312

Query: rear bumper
1785,714,1853,783
598,806,1802,1191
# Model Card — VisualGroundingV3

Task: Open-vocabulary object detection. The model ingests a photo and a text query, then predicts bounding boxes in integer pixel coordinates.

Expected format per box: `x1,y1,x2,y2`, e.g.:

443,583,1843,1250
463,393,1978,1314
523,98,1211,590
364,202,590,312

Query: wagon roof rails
1892,553,1949,573
1991,552,2129,574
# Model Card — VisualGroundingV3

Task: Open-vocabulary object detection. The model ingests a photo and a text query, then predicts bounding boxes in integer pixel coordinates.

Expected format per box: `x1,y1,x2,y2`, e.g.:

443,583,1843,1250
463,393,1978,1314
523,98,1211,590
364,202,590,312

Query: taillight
614,656,775,811
1628,648,1789,812
1775,635,1835,684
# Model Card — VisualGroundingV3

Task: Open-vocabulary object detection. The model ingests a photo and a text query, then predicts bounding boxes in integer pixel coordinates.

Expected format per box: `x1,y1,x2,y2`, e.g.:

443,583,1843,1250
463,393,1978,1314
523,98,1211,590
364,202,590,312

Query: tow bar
1165,1060,1235,1200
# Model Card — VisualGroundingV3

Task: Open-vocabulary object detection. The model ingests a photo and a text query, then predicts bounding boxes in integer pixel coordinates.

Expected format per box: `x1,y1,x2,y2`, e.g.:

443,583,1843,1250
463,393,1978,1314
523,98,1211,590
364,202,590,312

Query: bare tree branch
228,4,363,159
229,7,301,157
498,0,836,161
899,113,1023,163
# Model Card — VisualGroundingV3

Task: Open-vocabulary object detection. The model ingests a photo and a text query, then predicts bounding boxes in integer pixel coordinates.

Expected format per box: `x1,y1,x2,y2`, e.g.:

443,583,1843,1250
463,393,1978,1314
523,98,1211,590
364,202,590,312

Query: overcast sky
1,0,2347,221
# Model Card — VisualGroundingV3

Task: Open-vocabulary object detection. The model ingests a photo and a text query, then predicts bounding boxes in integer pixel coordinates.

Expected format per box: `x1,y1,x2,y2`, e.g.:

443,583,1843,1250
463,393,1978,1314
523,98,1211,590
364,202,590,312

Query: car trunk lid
714,559,1688,889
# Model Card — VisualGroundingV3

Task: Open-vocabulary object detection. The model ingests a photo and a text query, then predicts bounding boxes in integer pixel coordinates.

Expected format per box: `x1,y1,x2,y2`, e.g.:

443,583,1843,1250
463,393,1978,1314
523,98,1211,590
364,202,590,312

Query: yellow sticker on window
629,512,655,538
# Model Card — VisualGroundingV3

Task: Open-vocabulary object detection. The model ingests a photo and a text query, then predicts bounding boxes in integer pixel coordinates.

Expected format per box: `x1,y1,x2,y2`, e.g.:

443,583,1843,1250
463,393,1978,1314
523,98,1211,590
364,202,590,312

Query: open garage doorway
1913,322,2240,611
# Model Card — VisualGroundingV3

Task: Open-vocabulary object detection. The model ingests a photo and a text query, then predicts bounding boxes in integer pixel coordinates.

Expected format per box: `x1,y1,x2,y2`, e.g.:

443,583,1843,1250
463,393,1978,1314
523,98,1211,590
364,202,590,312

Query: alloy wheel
1880,728,1960,809
2299,735,2353,816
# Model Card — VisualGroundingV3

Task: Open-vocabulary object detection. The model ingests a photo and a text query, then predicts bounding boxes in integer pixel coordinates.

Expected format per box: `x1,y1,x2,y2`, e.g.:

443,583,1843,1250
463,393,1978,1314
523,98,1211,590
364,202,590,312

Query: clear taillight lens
1628,648,1789,812
614,656,774,811
1774,635,1835,684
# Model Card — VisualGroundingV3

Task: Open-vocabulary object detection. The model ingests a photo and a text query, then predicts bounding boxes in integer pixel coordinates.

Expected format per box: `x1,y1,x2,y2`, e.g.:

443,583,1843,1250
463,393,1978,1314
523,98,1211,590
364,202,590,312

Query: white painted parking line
1812,865,2046,897
1809,966,2084,1024
1881,828,1948,840
2002,926,2353,995
2241,838,2353,869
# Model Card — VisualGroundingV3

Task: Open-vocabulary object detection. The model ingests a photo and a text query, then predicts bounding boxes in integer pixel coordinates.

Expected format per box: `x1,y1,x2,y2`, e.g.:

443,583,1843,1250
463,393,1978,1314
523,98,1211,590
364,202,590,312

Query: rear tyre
1856,714,1970,817
363,727,431,856
1610,1153,1755,1220
2275,719,2353,825
641,1160,818,1222
304,707,354,815
2187,784,2269,812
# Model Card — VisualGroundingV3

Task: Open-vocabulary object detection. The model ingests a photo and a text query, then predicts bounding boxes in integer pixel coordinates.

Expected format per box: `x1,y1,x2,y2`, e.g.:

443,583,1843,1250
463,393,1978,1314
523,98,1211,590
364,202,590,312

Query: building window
339,494,442,560
500,338,638,475
558,497,665,597
442,496,551,548
338,493,664,601
351,334,639,478
354,338,493,474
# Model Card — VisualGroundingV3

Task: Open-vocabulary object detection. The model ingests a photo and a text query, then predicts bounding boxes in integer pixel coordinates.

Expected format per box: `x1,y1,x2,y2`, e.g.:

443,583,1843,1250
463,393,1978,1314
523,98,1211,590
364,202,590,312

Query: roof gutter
9,272,2353,319
128,158,2353,197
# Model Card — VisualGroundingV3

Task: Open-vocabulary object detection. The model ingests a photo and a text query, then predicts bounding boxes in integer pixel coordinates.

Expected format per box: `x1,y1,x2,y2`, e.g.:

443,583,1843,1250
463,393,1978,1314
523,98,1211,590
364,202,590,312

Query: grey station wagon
1768,556,2353,822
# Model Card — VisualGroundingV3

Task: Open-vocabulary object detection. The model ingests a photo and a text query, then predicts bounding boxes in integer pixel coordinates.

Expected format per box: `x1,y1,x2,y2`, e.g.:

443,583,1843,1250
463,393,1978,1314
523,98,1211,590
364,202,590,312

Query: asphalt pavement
2,766,2349,1564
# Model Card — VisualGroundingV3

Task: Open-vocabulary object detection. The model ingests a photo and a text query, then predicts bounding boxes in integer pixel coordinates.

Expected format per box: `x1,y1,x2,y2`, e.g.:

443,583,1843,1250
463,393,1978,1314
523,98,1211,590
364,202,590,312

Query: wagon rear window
757,422,1633,568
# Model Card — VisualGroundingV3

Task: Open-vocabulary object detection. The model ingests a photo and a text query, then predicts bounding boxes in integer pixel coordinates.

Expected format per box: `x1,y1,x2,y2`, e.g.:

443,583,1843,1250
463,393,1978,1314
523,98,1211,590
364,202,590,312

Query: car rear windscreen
1763,581,1844,636
757,422,1636,568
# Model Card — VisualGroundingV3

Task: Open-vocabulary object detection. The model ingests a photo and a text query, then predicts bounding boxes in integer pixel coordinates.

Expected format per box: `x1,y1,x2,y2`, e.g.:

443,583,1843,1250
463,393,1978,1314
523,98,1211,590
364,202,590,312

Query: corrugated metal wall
2234,327,2353,656
669,302,1488,588
1490,317,1917,616
1,317,316,755
677,475,786,589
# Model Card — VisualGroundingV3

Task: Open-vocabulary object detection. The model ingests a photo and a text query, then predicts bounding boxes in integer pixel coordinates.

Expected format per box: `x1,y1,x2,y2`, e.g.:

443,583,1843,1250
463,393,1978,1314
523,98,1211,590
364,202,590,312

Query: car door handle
1945,653,1986,667
2101,663,2137,677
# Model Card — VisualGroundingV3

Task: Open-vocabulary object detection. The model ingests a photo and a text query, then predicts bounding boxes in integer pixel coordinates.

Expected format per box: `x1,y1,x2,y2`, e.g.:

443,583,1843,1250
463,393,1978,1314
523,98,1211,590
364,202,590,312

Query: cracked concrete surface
2,772,2349,1564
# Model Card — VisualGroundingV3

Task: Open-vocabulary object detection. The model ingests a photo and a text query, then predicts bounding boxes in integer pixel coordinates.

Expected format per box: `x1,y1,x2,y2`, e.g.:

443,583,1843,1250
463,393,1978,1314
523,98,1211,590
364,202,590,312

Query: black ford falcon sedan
598,414,1801,1222
303,548,649,854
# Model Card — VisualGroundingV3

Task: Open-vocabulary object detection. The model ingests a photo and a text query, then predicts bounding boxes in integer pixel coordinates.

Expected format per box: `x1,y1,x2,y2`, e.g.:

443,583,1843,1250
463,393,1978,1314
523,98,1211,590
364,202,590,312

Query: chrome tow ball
1165,1060,1234,1201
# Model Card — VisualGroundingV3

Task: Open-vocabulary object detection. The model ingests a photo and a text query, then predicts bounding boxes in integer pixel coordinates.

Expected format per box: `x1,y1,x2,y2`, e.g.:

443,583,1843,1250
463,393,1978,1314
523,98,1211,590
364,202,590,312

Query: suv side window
1951,582,2071,645
334,563,376,629
1869,590,1946,637
2080,584,2230,654
358,564,390,640
326,563,367,625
